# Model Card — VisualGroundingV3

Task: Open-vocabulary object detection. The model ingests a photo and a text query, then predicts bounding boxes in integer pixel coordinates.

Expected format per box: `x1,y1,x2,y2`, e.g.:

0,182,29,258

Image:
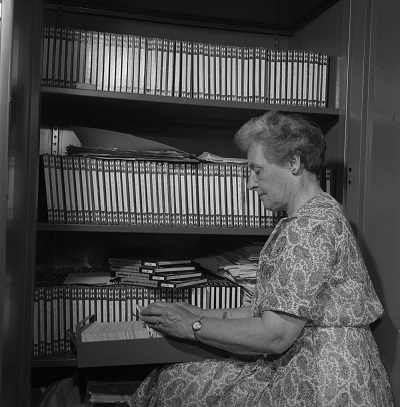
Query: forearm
201,306,252,319
180,303,252,319
140,302,306,355
193,316,278,355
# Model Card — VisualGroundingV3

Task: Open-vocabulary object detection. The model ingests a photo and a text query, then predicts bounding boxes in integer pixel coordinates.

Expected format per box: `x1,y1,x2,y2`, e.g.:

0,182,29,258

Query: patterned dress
128,193,393,406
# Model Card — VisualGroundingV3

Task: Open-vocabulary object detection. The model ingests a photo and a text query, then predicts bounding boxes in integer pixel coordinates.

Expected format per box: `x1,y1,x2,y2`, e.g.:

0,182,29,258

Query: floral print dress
128,193,393,406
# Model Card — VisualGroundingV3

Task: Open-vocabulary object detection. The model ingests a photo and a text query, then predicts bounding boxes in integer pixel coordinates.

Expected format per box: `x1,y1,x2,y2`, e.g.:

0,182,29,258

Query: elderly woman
129,111,393,406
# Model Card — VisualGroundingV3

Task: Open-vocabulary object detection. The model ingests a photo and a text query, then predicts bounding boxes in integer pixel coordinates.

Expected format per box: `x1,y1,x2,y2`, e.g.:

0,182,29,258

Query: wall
361,0,400,404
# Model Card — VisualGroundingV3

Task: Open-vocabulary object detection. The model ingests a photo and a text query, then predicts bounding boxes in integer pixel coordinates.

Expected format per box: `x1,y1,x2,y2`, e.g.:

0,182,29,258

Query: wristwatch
192,317,204,339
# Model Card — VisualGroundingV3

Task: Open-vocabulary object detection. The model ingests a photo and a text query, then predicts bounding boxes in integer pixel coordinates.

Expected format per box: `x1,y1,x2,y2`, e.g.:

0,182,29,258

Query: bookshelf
2,0,399,405
35,0,343,369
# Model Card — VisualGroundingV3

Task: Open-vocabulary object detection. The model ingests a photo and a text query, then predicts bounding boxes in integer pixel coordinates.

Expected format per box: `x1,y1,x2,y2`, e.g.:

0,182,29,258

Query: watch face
192,320,202,331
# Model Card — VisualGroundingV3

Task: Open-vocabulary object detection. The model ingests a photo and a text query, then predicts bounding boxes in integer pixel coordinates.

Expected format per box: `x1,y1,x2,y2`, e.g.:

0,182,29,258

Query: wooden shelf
37,222,272,235
44,0,341,35
31,353,78,368
41,87,339,132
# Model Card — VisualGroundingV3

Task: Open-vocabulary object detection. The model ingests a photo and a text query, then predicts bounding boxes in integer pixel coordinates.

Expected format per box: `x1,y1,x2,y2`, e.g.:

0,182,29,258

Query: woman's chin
259,196,272,210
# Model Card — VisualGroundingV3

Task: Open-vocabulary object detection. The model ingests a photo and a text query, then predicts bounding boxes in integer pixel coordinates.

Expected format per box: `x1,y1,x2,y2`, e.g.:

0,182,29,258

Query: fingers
141,300,184,318
141,314,161,326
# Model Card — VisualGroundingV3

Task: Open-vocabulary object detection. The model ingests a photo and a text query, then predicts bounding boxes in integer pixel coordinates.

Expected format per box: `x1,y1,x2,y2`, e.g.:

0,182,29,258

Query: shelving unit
2,0,399,405
35,0,344,371
37,223,273,235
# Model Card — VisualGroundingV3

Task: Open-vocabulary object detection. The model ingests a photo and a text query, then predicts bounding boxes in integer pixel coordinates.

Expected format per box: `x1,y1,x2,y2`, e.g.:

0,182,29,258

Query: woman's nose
247,172,258,191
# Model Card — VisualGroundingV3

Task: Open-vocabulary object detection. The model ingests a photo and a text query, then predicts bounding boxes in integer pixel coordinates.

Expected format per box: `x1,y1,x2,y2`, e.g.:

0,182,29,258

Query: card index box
76,315,229,368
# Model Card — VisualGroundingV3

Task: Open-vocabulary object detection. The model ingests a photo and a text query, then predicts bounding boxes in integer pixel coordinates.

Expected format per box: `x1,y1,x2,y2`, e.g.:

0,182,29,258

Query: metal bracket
273,34,279,49
52,125,59,155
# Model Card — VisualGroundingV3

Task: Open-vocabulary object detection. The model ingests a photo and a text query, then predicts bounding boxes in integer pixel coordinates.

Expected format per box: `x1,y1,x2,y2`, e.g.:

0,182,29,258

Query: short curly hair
234,110,326,175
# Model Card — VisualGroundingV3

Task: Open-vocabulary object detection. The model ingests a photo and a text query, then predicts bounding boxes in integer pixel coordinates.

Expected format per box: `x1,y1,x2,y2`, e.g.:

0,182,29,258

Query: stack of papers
81,320,163,342
63,271,113,286
66,145,198,162
194,238,264,305
197,151,247,164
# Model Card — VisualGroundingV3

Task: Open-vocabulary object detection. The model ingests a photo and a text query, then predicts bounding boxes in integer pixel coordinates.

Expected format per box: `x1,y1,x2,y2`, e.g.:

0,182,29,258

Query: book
61,155,72,223
286,50,293,105
247,47,254,103
84,30,93,86
181,41,188,98
120,277,161,288
237,46,243,102
209,43,215,100
192,42,199,98
47,25,56,86
49,154,60,222
161,38,169,96
115,270,150,279
204,44,209,99
126,35,134,93
120,160,130,224
103,160,113,224
90,157,101,223
114,159,124,224
142,264,196,272
166,39,174,97
231,46,237,101
120,34,129,93
220,45,227,101
42,25,50,85
97,159,107,224
307,51,315,107
126,160,136,225
138,36,146,94
281,50,287,105
186,42,193,98
109,262,141,272
109,258,144,266
59,27,67,87
173,162,182,226
41,154,54,222
151,271,203,281
109,32,117,92
55,155,66,223
65,27,74,88
174,40,181,97
145,37,157,95
156,161,164,225
292,50,299,106
155,37,163,96
215,44,221,100
142,259,192,267
198,43,204,99
132,35,140,94
160,277,208,289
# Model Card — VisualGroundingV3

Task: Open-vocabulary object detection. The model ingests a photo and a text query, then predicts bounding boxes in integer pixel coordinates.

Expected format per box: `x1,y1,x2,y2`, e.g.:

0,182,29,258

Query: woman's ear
289,154,301,174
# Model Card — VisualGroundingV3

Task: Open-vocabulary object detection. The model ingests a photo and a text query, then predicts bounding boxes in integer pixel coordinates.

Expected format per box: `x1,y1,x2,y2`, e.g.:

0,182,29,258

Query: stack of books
41,25,329,108
110,257,208,289
32,277,242,357
39,153,283,228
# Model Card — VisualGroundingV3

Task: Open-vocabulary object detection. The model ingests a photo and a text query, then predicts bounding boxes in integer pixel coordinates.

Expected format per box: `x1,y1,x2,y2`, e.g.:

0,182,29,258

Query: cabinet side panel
0,0,43,406
361,1,400,404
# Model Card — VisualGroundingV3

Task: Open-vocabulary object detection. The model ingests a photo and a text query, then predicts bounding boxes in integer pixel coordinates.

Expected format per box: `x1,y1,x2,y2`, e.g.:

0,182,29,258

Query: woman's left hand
139,301,198,340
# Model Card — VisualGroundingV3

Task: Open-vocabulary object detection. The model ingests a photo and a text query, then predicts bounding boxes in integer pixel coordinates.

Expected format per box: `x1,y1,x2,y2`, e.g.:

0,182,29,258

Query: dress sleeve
253,216,336,321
